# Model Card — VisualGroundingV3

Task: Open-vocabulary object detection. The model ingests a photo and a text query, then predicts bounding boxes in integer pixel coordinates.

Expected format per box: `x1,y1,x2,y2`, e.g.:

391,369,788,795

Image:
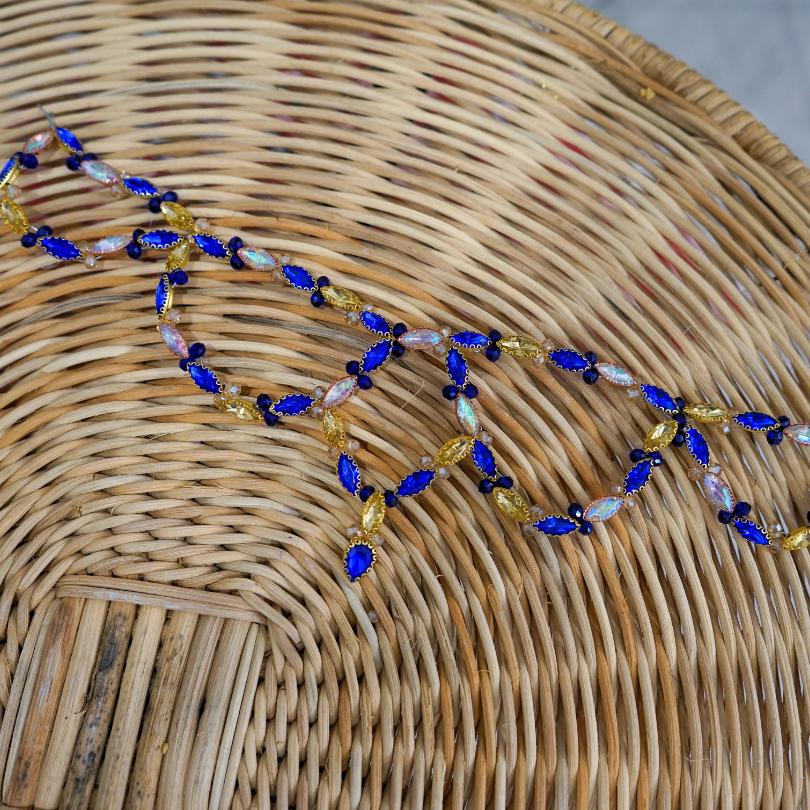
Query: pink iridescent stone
83,234,130,255
594,362,636,387
159,323,189,357
322,376,357,409
584,496,625,522
784,424,810,446
237,246,277,271
399,329,443,349
81,160,119,185
23,130,53,153
701,471,734,511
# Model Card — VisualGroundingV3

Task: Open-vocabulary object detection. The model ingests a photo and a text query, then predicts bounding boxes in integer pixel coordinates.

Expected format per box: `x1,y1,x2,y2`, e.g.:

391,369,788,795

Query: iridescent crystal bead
594,362,636,387
583,496,625,522
399,329,443,349
23,130,53,153
784,425,810,445
700,471,734,511
456,394,479,435
237,246,277,271
81,160,119,185
322,376,357,409
82,234,130,255
158,323,189,357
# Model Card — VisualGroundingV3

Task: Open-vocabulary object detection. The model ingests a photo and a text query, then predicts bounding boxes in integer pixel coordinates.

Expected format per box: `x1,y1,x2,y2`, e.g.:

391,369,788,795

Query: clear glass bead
346,312,360,324
84,255,96,268
347,439,360,452
314,386,325,399
436,466,450,479
165,309,181,322
420,455,432,466
440,326,451,337
346,526,360,537
195,218,209,230
529,505,544,519
433,344,447,355
5,184,21,199
311,406,323,418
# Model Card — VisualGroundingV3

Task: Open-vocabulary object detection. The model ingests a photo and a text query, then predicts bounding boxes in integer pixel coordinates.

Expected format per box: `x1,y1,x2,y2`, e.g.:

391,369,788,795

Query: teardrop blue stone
122,176,158,197
155,275,170,314
139,230,182,250
188,363,220,393
451,331,489,349
193,233,229,258
396,469,436,497
337,453,361,495
732,518,770,545
55,126,83,153
446,348,468,386
0,156,17,186
360,311,391,335
733,412,778,431
471,440,497,477
640,385,678,413
282,264,316,291
685,427,710,466
534,515,578,535
362,340,392,373
624,459,652,495
548,349,588,371
345,542,375,580
272,393,315,416
40,236,82,261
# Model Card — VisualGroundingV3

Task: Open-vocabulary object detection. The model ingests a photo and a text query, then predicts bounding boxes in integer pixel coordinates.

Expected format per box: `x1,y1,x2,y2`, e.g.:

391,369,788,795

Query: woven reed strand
0,1,808,808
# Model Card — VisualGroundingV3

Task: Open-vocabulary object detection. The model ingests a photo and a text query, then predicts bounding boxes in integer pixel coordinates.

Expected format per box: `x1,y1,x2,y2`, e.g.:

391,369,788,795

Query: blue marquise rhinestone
471,440,497,478
624,459,652,495
55,126,83,154
40,236,82,261
193,233,230,259
733,412,778,431
685,427,710,466
640,384,678,413
362,340,392,373
360,311,392,336
548,348,589,372
155,274,171,315
451,331,490,349
731,517,770,545
282,264,316,291
344,542,375,581
534,515,579,536
337,453,362,496
272,393,315,416
446,348,469,387
122,176,159,197
396,469,436,497
187,363,221,393
0,156,18,188
139,229,183,250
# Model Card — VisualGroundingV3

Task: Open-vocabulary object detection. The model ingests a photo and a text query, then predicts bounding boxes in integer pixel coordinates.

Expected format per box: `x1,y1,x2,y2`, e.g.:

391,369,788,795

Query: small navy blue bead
161,191,178,202
442,385,459,400
464,383,478,399
485,346,501,362
479,479,494,494
717,509,733,524
674,397,686,410
488,329,502,342
20,233,37,248
169,269,188,286
734,501,752,517
671,432,686,446
384,490,399,508
35,225,52,238
132,229,145,240
766,429,784,445
496,475,513,489
227,236,243,252
346,360,361,376
807,510,810,524
391,342,406,358
178,358,189,371
567,502,584,520
256,394,272,410
310,291,324,307
675,412,687,427
357,374,373,390
126,242,142,259
65,155,81,171
584,351,597,365
264,411,279,426
359,485,375,502
81,153,97,162
316,275,330,288
582,368,599,385
392,323,407,338
148,197,161,213
778,415,790,427
230,255,244,270
19,152,38,169
188,342,206,359
650,451,664,466
578,521,594,535
629,448,646,463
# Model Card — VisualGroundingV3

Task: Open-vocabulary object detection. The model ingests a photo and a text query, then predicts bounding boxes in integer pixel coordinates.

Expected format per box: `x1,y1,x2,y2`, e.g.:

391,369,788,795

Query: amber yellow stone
321,286,363,311
642,420,678,453
492,487,530,521
684,403,729,423
360,491,386,536
165,239,191,271
497,335,544,359
213,395,262,421
0,199,29,234
322,410,345,448
161,201,195,232
782,526,810,552
434,436,473,466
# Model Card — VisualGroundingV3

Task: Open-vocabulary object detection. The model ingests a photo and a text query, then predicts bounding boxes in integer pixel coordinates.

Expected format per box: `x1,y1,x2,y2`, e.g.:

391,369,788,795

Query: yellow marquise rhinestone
320,286,363,312
360,491,386,537
213,395,263,422
782,526,810,552
492,487,531,522
684,403,730,424
434,435,473,466
166,239,191,271
0,199,29,234
642,420,678,453
161,201,195,232
497,335,544,359
322,410,346,448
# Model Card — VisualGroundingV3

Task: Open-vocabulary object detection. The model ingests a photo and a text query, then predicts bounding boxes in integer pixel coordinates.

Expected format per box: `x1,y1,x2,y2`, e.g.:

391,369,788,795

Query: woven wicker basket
0,1,808,808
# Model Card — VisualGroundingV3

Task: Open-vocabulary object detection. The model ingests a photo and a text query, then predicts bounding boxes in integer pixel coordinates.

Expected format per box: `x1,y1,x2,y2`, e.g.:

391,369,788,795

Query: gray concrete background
587,0,809,164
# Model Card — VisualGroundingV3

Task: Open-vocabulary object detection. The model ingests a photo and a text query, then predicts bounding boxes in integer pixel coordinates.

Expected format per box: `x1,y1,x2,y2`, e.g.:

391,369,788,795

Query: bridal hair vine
2,112,809,582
